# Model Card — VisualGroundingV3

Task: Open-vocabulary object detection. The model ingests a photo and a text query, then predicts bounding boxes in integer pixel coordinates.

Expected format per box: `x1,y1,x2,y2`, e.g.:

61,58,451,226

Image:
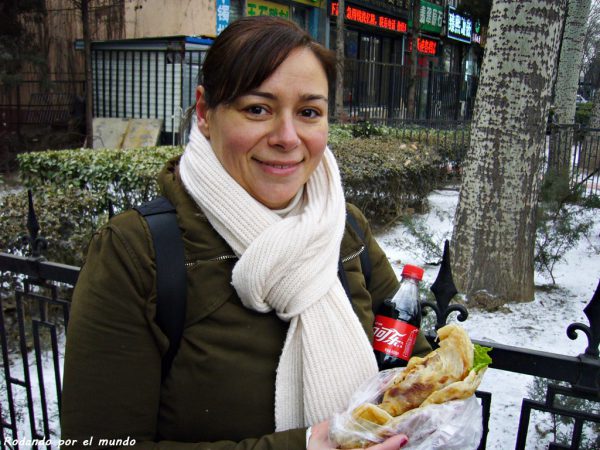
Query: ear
196,86,211,138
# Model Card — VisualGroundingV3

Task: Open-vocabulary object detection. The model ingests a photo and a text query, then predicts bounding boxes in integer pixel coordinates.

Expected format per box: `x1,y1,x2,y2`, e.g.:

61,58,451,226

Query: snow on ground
376,188,600,449
3,187,599,448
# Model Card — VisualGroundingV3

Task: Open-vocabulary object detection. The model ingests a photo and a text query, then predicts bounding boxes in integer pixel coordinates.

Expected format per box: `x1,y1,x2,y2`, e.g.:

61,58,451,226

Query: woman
61,17,430,449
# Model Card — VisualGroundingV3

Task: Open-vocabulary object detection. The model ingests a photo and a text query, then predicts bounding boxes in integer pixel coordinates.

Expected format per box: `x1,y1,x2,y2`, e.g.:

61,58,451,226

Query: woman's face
196,47,329,209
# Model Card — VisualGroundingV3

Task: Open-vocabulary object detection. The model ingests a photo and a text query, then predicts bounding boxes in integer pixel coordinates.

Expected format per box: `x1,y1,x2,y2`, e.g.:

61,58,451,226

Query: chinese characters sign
373,315,419,361
419,0,443,34
447,6,472,43
408,36,438,55
417,37,437,55
330,2,408,34
216,0,230,35
472,20,482,45
247,0,289,18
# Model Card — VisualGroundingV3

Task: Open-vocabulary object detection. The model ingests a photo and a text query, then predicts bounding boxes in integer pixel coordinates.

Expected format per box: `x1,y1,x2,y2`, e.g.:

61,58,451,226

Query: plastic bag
329,368,483,449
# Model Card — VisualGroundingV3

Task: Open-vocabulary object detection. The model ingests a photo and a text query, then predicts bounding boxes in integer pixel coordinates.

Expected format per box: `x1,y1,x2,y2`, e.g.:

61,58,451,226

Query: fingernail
398,436,408,448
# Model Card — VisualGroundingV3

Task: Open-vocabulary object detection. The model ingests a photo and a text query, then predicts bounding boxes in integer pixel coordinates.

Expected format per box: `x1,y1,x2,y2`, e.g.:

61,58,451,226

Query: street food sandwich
332,324,491,448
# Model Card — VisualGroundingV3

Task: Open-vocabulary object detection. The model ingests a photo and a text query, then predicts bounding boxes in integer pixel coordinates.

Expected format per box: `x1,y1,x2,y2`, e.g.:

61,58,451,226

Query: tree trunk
451,0,567,304
82,0,94,148
406,0,420,120
335,0,345,122
590,91,600,128
579,90,600,173
553,0,592,125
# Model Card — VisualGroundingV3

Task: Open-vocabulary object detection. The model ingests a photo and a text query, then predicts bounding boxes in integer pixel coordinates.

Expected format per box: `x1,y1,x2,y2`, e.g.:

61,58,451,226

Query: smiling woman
60,16,428,450
196,47,329,209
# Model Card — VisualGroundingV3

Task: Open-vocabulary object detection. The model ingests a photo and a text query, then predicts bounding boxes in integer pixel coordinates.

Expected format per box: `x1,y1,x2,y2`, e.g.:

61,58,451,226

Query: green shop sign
246,0,289,18
419,0,443,34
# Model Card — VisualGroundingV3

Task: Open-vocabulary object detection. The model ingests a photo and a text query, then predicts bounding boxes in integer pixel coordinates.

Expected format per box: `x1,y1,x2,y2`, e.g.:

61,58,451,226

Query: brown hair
201,16,336,109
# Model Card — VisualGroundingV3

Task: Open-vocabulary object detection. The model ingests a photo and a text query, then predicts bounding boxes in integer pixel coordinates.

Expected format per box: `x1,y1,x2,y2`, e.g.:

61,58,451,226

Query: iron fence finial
422,240,468,329
22,189,48,259
567,279,600,358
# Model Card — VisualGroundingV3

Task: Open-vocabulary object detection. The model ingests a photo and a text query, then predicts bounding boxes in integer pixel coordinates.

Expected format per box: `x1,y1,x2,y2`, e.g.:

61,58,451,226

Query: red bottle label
373,315,419,361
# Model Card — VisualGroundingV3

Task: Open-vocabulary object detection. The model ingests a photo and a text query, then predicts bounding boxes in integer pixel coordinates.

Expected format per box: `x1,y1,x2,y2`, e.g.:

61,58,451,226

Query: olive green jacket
61,159,430,450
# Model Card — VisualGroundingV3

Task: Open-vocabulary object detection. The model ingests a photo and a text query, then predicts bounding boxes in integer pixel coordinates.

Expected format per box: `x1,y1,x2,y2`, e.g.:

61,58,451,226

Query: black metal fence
546,125,600,198
91,49,207,146
1,198,599,449
339,60,478,123
89,49,477,143
387,123,600,198
0,80,85,133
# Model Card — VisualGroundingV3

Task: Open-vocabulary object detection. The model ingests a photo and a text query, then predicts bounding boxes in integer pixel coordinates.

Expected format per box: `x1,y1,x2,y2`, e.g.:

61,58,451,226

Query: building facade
2,0,484,147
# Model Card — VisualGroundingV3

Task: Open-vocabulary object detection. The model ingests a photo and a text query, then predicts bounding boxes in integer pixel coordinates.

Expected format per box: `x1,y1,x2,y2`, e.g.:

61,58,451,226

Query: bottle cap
401,264,424,281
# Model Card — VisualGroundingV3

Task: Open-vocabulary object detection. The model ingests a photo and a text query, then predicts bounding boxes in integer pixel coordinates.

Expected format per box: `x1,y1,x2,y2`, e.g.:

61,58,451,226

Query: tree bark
335,0,345,122
590,91,600,128
553,0,592,125
579,90,600,172
451,0,567,304
406,0,420,120
81,0,94,148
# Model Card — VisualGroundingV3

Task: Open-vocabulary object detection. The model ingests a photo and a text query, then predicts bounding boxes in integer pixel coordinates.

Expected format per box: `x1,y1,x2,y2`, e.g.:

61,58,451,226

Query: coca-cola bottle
373,264,424,370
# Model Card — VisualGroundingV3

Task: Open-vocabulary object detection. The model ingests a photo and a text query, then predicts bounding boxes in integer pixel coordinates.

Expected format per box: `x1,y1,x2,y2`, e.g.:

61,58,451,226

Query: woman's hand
308,420,408,450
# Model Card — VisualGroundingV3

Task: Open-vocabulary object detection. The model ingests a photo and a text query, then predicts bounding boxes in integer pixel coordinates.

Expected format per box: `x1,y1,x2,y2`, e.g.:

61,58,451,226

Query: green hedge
6,130,442,264
330,123,470,169
18,146,182,211
0,185,107,265
331,136,442,223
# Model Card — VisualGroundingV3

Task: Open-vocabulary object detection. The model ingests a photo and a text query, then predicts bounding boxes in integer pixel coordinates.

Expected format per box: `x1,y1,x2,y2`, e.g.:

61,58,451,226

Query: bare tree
581,0,600,90
406,0,420,119
451,0,567,304
335,0,345,122
553,0,592,125
80,0,94,148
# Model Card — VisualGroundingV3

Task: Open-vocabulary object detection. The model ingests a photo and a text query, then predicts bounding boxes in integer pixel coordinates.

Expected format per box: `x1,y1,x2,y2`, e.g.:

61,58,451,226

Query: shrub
535,169,596,285
330,123,470,173
18,146,182,212
0,185,107,266
332,136,442,225
575,102,595,127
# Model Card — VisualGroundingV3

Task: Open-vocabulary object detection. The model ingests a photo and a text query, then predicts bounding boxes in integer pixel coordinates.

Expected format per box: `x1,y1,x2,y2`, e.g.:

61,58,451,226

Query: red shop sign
330,2,408,34
408,37,438,55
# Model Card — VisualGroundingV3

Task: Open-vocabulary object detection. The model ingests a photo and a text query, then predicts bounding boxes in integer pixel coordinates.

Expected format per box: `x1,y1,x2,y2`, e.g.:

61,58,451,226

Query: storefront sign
447,6,472,43
408,36,438,55
471,19,482,45
294,0,320,6
247,0,289,18
216,0,230,35
418,37,437,55
419,1,443,34
330,2,408,34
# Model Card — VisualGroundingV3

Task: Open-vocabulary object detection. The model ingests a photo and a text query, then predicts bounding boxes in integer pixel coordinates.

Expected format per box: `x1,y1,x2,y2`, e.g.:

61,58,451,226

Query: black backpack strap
134,196,186,382
338,210,373,299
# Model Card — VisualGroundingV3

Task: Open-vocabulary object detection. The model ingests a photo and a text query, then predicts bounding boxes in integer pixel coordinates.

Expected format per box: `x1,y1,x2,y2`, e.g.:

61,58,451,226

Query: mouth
252,157,303,175
253,158,302,168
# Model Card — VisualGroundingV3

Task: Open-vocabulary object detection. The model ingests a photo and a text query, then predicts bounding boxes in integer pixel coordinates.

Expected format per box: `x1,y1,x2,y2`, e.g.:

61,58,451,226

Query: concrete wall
124,0,215,39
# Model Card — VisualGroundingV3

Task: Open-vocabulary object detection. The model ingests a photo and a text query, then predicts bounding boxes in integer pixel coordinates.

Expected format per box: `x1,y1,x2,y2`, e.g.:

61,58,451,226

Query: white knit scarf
179,124,378,430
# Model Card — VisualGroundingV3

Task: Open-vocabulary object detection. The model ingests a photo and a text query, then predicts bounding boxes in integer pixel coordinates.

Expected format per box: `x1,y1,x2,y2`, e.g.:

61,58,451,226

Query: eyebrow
244,90,328,102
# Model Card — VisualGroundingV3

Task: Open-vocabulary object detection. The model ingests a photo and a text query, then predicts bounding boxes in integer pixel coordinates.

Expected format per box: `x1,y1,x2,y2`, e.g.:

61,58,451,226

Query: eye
299,108,322,119
245,105,269,116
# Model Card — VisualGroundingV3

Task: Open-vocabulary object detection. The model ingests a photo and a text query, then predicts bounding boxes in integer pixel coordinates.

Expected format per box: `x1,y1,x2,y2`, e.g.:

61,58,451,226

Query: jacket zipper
185,254,237,269
185,246,364,269
341,245,365,264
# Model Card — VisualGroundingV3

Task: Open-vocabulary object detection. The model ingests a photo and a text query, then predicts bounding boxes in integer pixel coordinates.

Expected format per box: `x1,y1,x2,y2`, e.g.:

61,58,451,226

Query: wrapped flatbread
331,324,491,449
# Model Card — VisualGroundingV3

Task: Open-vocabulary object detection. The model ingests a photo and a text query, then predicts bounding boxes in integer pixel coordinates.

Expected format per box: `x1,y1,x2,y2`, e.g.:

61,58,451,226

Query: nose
268,114,300,151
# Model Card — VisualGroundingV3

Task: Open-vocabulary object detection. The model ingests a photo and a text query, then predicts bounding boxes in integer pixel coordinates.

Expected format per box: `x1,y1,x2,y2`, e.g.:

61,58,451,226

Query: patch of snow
376,188,600,449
